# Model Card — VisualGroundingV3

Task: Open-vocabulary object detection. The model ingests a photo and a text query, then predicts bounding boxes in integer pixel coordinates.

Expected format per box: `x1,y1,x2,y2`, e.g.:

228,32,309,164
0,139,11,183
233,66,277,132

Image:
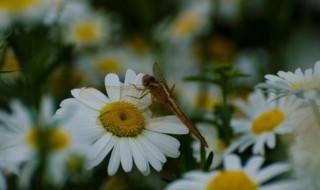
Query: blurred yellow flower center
73,21,100,43
290,82,300,89
195,93,217,110
99,101,145,137
1,49,20,78
26,128,70,151
66,155,83,171
206,170,257,190
95,57,122,73
216,139,226,151
26,128,38,146
49,129,70,150
172,12,200,38
128,35,149,54
251,109,285,134
0,0,37,10
305,79,314,89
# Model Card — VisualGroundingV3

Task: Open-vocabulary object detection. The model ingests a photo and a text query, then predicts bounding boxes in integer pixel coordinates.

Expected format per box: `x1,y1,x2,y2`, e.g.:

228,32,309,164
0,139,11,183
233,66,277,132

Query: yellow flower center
95,57,122,73
251,109,285,135
206,170,257,190
72,21,101,44
99,101,145,137
172,12,200,38
26,128,70,151
0,0,37,10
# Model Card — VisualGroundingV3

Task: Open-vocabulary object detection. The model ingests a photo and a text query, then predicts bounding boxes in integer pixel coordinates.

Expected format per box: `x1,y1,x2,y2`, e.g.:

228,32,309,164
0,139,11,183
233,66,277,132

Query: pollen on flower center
251,109,285,134
206,170,257,190
99,101,146,137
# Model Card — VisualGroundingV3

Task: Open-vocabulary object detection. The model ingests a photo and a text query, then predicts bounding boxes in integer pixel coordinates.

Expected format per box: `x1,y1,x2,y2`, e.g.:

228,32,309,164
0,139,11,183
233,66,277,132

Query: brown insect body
142,72,208,148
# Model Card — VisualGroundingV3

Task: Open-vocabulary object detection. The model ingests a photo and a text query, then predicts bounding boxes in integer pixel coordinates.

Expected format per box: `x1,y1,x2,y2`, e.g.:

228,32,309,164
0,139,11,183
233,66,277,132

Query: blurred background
1,0,320,106
0,0,319,189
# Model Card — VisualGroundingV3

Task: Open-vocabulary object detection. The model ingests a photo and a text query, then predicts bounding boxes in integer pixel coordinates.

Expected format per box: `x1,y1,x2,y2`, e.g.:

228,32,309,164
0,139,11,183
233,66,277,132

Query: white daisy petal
108,140,121,175
143,131,180,158
224,154,242,170
105,73,121,101
146,116,188,134
124,69,137,85
244,156,264,176
129,139,149,174
260,180,303,190
73,88,108,109
120,139,133,172
87,133,114,168
255,163,290,184
139,135,167,163
253,136,266,155
266,133,276,149
166,180,203,190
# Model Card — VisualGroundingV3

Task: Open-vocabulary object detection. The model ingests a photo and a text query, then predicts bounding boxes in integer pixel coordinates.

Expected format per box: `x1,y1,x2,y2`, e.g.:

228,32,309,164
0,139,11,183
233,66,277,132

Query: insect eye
150,76,155,81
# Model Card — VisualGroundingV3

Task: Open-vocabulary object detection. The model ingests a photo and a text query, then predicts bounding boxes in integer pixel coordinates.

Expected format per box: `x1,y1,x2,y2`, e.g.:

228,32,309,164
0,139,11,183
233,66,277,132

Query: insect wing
152,63,170,90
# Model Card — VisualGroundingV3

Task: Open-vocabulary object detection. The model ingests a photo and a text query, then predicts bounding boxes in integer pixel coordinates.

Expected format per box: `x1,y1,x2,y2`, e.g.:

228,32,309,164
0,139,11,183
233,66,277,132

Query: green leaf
203,151,214,171
0,70,19,74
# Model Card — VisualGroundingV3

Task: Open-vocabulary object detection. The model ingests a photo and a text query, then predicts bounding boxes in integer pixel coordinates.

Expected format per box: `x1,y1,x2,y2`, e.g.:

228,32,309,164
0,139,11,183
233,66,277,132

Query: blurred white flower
75,47,153,84
226,90,302,155
166,154,299,190
0,96,89,187
289,105,320,189
59,1,112,48
258,61,320,101
192,123,225,169
55,69,188,176
0,0,54,30
156,0,212,43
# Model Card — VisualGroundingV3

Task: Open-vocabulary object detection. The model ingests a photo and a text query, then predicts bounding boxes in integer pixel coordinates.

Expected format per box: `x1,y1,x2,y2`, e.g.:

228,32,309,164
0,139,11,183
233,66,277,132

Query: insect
141,63,208,147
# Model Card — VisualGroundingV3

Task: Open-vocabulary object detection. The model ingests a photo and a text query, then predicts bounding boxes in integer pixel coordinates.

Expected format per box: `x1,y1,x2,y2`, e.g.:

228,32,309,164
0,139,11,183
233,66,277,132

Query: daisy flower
0,96,89,187
192,123,225,169
226,90,302,155
257,61,320,101
60,1,112,48
55,69,189,176
166,154,299,190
